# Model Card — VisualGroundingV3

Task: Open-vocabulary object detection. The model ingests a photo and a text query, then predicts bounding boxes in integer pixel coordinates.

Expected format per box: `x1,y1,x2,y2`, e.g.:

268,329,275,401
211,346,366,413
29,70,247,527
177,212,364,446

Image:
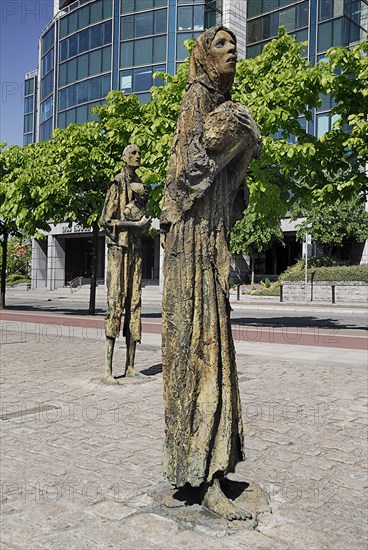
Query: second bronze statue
100,144,151,384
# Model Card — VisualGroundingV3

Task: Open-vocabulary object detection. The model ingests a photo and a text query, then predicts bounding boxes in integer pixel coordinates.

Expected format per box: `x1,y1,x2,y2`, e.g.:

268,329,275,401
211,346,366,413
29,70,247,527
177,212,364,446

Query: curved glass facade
24,0,223,143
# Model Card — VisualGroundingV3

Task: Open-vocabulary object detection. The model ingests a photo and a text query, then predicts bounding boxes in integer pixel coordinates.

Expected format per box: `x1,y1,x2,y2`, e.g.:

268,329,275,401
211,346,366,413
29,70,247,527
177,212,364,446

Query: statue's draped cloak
161,26,261,488
101,171,148,341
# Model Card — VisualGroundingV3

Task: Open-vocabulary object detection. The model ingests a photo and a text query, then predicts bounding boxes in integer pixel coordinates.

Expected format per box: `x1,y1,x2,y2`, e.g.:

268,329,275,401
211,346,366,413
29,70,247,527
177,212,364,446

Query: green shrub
264,277,271,288
6,274,30,286
281,259,368,282
250,280,281,296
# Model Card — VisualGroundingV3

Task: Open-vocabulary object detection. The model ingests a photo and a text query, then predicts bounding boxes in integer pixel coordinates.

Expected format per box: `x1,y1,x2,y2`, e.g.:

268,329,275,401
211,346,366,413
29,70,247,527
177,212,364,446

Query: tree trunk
250,255,255,289
88,221,99,316
1,230,8,310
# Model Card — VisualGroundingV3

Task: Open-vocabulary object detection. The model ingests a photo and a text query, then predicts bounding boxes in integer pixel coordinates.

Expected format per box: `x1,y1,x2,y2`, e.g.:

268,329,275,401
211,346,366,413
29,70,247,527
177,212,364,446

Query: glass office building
24,0,227,145
245,0,368,272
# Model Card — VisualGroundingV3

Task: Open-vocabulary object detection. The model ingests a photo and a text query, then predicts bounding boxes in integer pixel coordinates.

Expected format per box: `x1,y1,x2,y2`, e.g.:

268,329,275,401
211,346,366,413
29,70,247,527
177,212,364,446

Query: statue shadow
141,363,162,376
220,478,250,501
172,484,202,506
171,479,249,506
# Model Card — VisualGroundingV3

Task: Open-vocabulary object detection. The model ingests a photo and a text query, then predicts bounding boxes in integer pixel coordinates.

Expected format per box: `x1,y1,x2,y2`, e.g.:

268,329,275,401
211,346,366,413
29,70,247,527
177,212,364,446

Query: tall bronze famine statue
100,144,151,384
160,26,261,520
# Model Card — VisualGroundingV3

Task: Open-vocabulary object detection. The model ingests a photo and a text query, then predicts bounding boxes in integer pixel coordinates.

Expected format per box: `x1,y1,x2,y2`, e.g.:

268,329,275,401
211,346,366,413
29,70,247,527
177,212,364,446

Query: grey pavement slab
0,321,367,549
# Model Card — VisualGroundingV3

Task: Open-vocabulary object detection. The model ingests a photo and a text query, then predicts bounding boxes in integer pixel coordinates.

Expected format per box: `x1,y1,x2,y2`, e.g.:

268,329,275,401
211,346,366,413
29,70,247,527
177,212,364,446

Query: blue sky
1,0,54,146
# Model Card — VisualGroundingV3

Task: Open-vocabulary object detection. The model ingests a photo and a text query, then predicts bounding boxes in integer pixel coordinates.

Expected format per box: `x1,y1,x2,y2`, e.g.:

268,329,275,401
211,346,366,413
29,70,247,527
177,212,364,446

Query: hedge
281,260,368,283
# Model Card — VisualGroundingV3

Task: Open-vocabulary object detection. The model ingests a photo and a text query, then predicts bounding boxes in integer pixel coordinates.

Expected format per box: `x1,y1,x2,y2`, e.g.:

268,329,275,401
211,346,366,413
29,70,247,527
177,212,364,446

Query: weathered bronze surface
160,26,261,520
100,144,151,384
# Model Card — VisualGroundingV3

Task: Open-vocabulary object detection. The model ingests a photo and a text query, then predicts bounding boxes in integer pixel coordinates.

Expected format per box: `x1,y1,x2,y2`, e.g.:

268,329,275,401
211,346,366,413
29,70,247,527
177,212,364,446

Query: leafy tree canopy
292,195,368,254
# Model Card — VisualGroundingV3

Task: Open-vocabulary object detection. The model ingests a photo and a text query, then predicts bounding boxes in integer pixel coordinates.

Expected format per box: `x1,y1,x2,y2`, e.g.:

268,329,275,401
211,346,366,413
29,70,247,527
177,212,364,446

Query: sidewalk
0,319,367,549
5,283,368,314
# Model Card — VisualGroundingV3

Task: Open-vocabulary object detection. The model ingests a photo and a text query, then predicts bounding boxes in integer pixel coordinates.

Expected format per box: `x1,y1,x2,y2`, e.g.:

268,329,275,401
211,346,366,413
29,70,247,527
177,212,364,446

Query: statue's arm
100,179,150,238
203,102,261,173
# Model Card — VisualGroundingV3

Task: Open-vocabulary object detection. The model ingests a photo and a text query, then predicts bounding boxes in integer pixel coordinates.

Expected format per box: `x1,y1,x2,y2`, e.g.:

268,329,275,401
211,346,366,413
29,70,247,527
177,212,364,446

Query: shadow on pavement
141,364,162,376
231,315,367,331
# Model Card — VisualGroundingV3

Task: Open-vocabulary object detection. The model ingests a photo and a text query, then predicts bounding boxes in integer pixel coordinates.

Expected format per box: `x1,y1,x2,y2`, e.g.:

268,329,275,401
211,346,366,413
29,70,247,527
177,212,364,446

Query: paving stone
1,323,367,548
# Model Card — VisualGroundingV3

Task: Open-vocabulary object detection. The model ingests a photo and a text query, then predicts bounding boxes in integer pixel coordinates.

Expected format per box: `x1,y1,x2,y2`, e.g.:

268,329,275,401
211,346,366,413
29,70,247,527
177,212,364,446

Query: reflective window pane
263,0,278,12
77,53,89,80
122,15,134,39
134,67,152,92
59,63,67,86
120,71,133,93
120,41,133,67
177,32,194,59
279,7,296,32
76,104,88,124
58,111,66,129
135,38,152,65
69,12,78,34
102,47,112,72
60,40,68,62
69,34,78,57
193,5,204,30
248,0,262,18
25,79,34,95
122,0,135,13
60,17,68,39
91,24,103,48
103,0,113,19
90,49,102,74
24,114,33,133
66,109,75,126
135,12,153,37
79,29,89,53
297,1,309,28
41,97,53,122
318,21,332,51
155,9,167,34
247,18,262,43
178,6,192,30
78,6,90,29
90,0,103,24
68,58,77,83
104,21,112,42
316,114,329,137
24,96,33,113
102,74,111,97
153,35,166,63
59,89,67,111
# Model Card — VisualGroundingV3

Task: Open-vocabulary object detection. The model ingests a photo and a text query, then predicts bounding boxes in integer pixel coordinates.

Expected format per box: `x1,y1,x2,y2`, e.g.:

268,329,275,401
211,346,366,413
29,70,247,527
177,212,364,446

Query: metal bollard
237,284,240,301
280,283,283,302
332,284,336,304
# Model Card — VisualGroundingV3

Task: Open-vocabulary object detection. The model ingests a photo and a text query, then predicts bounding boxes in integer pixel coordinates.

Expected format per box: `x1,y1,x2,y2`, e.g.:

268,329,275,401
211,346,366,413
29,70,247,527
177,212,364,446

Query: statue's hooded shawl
161,26,261,487
161,25,239,227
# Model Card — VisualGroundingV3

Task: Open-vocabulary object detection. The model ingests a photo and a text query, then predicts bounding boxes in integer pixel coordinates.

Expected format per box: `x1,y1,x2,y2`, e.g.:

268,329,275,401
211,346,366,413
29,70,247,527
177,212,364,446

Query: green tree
49,122,116,314
230,206,284,287
95,56,189,217
292,195,368,257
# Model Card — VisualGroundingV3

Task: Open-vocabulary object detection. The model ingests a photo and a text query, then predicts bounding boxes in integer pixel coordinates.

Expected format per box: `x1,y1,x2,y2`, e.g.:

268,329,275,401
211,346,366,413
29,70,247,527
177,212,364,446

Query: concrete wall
31,239,48,289
223,0,247,59
282,281,368,303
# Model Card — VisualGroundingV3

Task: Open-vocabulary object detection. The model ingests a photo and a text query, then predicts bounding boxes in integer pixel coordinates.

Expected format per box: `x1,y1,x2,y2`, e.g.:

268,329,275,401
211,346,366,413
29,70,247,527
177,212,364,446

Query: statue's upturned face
209,30,237,79
123,146,141,168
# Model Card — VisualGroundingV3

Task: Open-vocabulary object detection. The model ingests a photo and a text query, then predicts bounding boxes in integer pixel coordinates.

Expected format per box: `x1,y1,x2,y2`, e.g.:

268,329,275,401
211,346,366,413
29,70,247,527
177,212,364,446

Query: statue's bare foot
125,366,147,378
203,479,252,521
103,374,119,385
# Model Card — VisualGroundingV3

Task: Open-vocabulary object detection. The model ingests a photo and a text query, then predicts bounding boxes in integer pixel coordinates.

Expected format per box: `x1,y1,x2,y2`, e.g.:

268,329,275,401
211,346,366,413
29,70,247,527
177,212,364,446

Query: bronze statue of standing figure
101,144,151,384
160,26,261,520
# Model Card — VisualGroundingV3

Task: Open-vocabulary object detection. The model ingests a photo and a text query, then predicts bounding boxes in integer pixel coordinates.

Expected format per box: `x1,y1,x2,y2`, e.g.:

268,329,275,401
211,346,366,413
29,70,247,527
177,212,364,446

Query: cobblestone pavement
0,321,367,549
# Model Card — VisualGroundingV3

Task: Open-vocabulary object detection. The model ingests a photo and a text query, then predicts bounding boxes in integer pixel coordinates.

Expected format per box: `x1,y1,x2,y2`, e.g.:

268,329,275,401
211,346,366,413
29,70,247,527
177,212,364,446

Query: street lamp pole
305,231,308,302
